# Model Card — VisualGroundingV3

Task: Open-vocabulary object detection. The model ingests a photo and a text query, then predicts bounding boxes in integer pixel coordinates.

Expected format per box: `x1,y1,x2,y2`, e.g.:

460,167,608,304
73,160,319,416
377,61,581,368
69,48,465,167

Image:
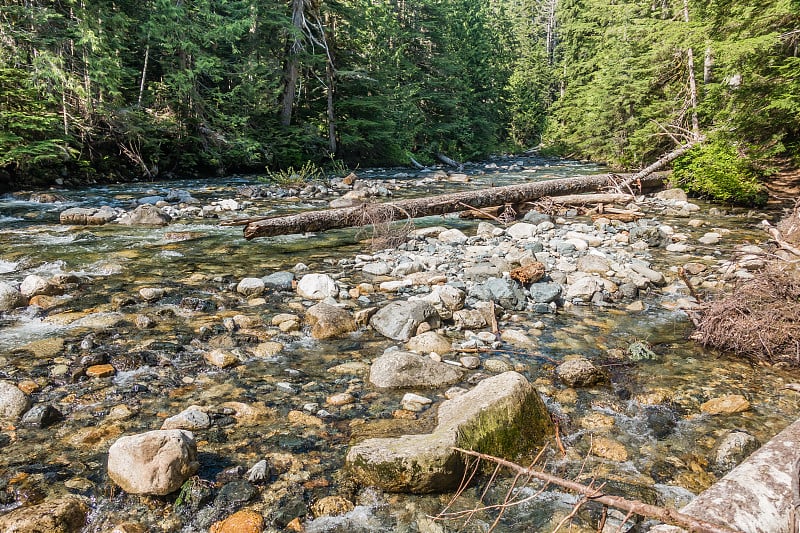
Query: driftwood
451,449,742,533
535,193,635,206
437,153,464,170
241,171,667,239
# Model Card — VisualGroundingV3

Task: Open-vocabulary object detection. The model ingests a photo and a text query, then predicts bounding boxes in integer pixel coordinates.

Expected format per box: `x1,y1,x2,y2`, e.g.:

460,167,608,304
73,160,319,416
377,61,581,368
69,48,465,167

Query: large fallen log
241,171,667,240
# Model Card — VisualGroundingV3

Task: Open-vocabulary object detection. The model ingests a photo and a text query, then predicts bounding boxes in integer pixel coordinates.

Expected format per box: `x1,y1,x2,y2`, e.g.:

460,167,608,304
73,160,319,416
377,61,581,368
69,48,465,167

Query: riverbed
0,156,797,532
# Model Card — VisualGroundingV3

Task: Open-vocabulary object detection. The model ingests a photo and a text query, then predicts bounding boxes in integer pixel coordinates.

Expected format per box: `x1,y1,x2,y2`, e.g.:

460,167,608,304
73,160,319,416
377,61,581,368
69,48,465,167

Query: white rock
506,223,537,240
237,277,265,297
20,275,50,298
437,228,469,245
0,381,30,419
297,273,338,300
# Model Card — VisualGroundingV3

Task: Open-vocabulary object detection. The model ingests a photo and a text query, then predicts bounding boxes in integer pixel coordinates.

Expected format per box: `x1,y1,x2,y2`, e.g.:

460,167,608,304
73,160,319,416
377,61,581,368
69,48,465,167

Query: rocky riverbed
0,157,798,532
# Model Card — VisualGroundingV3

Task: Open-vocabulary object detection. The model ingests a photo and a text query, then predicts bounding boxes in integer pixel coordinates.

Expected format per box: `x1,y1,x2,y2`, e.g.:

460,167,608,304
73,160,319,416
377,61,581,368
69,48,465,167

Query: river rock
305,302,357,339
565,276,600,301
452,308,489,329
506,223,537,240
205,349,239,368
117,204,171,226
297,273,338,300
362,261,391,276
628,262,666,286
20,274,53,298
590,436,628,461
210,509,264,533
629,225,666,247
311,496,355,518
510,262,545,284
370,301,441,341
161,407,211,431
713,430,760,474
577,254,611,274
0,281,25,311
0,381,31,419
700,395,751,415
346,371,553,492
410,285,465,320
555,357,605,387
437,228,468,245
237,278,265,297
470,277,526,310
21,404,63,428
406,331,452,355
369,350,463,388
59,206,118,225
261,271,294,290
656,188,688,202
107,429,199,495
528,282,562,304
0,495,89,533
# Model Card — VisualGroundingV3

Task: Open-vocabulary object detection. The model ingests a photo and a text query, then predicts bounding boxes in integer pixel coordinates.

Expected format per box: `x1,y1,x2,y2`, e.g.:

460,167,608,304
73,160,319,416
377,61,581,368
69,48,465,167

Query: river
0,155,797,532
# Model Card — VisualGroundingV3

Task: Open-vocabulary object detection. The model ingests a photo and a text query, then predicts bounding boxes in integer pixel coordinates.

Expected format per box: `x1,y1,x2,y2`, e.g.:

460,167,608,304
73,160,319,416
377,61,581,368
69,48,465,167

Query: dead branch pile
691,262,800,366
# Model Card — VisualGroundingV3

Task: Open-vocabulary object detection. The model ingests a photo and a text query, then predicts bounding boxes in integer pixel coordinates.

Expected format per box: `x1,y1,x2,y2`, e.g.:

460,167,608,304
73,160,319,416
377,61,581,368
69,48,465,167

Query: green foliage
671,140,767,206
262,161,324,187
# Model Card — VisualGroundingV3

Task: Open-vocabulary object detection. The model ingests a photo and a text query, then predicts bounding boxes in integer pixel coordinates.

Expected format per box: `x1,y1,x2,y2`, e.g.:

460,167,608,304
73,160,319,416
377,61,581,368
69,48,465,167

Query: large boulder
0,381,30,419
296,273,338,300
305,302,357,339
59,206,117,225
370,301,441,341
117,204,171,226
369,351,463,389
0,281,26,311
107,430,199,495
0,495,89,533
347,372,553,492
20,275,53,298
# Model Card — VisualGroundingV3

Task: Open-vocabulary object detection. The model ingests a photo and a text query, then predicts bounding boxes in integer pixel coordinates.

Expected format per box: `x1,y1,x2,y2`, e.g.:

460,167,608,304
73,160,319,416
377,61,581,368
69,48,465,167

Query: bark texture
243,171,666,239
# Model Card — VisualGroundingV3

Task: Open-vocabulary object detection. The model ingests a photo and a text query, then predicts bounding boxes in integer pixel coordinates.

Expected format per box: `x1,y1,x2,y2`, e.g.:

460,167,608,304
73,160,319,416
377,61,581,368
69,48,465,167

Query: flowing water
0,157,797,532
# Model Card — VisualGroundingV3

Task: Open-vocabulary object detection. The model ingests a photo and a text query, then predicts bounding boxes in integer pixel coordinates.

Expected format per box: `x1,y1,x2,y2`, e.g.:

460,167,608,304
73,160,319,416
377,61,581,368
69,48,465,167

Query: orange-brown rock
510,262,546,284
86,364,115,378
209,509,265,533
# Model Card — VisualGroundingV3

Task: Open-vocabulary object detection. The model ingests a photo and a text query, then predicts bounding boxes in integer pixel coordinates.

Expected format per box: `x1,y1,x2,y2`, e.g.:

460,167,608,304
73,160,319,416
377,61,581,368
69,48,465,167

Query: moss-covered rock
346,371,553,493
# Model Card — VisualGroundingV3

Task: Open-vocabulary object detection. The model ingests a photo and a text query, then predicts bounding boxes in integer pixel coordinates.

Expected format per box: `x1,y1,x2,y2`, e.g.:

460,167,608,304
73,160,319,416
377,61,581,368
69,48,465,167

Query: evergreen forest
1,0,798,198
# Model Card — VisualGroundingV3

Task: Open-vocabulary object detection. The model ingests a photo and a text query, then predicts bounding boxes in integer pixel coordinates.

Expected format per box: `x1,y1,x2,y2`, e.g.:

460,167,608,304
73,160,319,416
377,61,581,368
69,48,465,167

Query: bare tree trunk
138,42,149,108
239,171,667,239
280,0,305,127
325,12,336,154
683,0,701,140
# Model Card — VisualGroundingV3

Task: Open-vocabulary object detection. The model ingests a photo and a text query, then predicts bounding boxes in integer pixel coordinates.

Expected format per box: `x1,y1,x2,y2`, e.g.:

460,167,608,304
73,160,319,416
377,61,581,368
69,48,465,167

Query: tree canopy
0,0,797,190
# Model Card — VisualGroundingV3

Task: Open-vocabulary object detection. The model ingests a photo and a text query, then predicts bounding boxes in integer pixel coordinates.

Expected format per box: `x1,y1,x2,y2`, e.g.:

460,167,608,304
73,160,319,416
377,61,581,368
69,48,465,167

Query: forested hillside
0,0,797,192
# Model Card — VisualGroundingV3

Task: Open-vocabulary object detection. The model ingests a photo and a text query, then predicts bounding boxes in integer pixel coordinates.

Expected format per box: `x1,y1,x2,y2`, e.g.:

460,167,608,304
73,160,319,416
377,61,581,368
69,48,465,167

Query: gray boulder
347,372,553,492
0,381,30,419
528,282,562,304
262,271,295,290
0,282,25,311
107,430,199,495
370,301,440,341
369,350,463,388
236,277,265,297
469,277,526,310
161,408,211,431
118,204,171,226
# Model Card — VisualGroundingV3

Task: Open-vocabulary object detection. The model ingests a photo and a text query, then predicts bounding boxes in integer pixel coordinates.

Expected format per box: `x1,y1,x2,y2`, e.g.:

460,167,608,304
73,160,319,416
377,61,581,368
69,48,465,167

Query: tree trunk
241,171,667,240
280,0,305,127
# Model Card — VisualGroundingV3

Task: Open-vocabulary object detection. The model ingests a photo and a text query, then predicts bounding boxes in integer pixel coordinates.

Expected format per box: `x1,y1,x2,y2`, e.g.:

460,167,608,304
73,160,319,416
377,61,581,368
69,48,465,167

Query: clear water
0,157,796,532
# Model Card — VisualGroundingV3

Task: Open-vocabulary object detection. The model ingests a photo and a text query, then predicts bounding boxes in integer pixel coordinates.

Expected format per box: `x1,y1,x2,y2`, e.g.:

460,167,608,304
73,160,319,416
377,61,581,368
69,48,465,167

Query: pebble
86,364,115,378
459,356,481,369
326,393,355,406
205,350,239,368
401,393,433,412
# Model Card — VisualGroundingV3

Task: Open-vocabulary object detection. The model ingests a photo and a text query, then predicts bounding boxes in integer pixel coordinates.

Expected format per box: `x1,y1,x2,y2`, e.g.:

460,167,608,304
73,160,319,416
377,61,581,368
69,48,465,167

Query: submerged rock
107,429,199,495
0,495,89,533
346,371,553,493
369,351,463,389
555,357,606,387
0,381,31,419
209,509,265,533
713,430,760,474
305,302,357,339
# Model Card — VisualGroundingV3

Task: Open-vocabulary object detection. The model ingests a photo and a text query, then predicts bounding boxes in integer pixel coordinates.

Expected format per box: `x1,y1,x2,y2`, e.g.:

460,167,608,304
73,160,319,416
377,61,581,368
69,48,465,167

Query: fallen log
437,153,464,170
242,171,667,240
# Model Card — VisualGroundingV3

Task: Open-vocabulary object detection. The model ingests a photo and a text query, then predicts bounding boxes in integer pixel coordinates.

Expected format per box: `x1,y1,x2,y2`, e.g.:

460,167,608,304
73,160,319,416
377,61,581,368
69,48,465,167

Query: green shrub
262,160,324,187
671,140,767,206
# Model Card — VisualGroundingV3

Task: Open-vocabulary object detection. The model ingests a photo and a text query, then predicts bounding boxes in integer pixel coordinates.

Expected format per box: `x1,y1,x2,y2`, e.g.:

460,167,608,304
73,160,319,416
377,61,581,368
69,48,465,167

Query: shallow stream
0,157,797,532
